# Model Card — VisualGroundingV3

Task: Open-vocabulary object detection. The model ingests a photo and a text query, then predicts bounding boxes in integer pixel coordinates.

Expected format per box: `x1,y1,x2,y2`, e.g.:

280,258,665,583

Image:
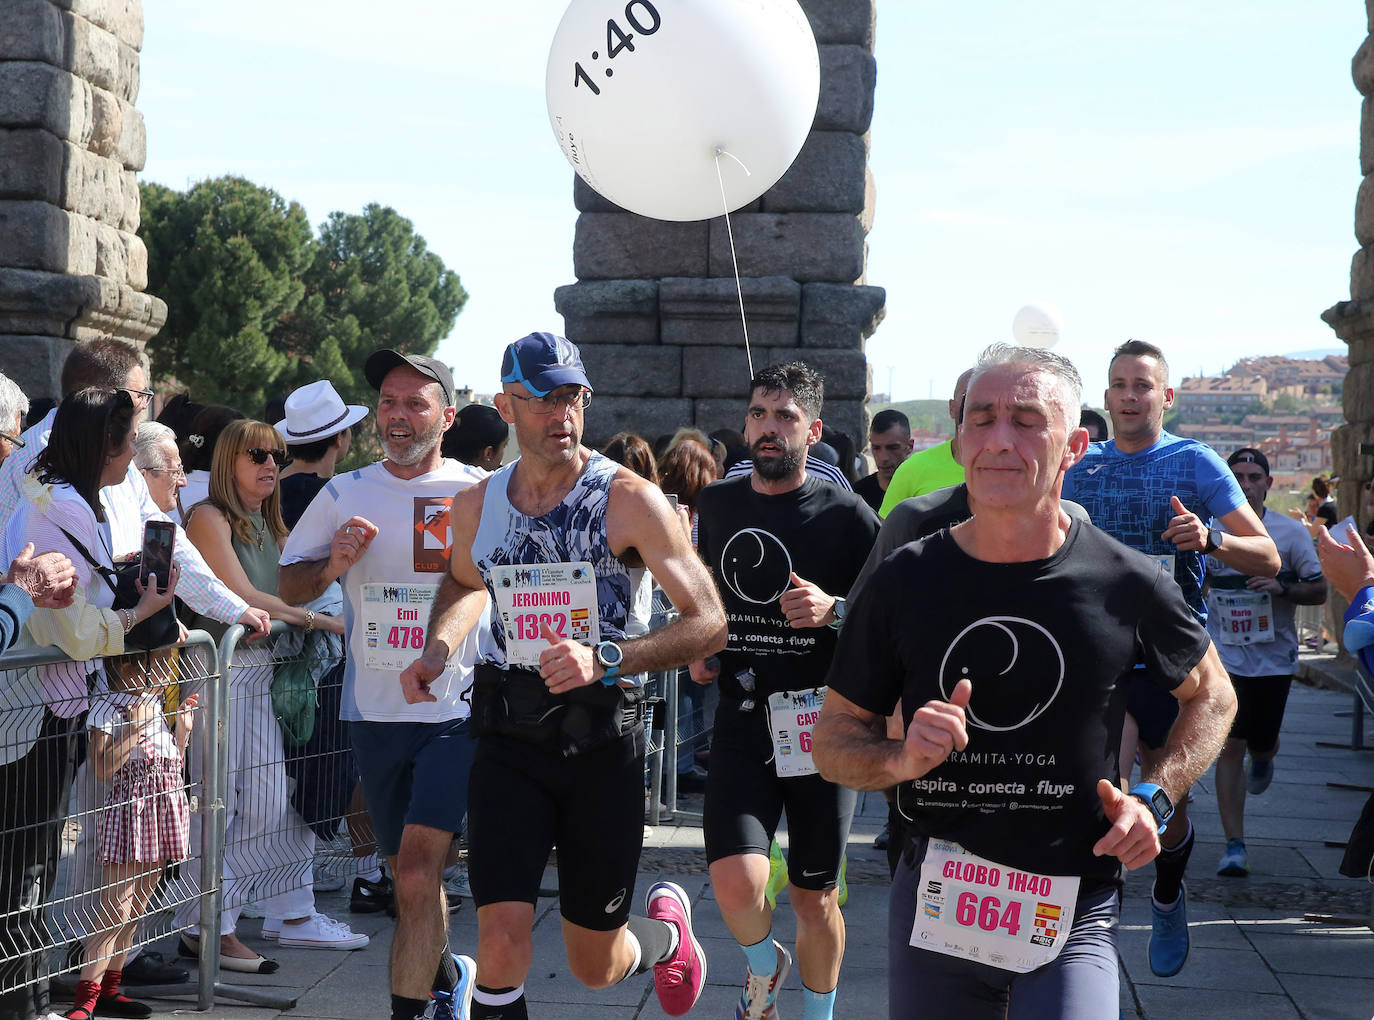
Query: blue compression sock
802,986,837,1020
741,932,778,975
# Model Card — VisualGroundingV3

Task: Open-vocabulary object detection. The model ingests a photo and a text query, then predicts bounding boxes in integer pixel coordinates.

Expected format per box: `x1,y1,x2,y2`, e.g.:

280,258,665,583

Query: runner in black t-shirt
695,362,880,1020
813,345,1236,1019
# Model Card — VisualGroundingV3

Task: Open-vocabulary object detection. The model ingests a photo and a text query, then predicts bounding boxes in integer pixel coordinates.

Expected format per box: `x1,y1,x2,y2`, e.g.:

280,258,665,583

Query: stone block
761,131,867,213
581,396,692,448
573,214,709,280
707,213,865,283
1363,96,1374,177
87,83,120,156
1349,335,1374,368
1351,246,1374,301
124,228,145,289
0,61,93,145
1346,361,1374,423
0,334,77,400
682,345,825,397
800,282,886,347
860,165,876,233
573,173,624,213
554,279,659,344
1356,35,1374,97
67,14,140,102
578,343,680,397
51,0,145,51
660,276,801,347
794,348,870,400
1359,175,1374,249
93,222,127,283
113,97,143,169
0,266,164,342
797,0,876,48
820,398,868,447
0,200,97,274
1322,297,1374,343
0,128,65,201
0,0,67,65
815,46,876,134
118,167,138,231
692,397,749,436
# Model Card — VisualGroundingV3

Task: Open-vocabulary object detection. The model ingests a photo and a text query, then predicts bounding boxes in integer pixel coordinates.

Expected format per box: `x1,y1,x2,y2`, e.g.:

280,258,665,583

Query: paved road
96,673,1372,1018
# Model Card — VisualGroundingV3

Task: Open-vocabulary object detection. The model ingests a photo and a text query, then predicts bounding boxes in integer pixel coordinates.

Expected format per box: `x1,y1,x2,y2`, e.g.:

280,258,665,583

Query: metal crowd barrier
0,602,715,1013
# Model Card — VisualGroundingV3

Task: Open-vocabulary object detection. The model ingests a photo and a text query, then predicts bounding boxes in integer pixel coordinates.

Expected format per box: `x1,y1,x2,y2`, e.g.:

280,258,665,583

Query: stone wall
555,0,885,447
0,0,165,398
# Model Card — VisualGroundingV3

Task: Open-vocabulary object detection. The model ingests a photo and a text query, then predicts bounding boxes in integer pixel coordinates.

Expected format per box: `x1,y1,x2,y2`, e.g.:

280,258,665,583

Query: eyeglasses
0,431,24,449
245,448,290,467
121,386,155,405
506,390,591,415
144,466,186,481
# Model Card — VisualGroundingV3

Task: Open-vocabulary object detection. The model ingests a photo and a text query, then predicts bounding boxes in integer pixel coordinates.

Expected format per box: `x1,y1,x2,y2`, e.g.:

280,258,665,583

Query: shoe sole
277,937,370,950
1216,865,1249,877
453,954,475,1018
646,881,706,1017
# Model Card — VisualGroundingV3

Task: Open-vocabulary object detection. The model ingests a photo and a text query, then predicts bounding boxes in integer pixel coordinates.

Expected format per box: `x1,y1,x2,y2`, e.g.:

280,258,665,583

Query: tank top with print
471,453,630,668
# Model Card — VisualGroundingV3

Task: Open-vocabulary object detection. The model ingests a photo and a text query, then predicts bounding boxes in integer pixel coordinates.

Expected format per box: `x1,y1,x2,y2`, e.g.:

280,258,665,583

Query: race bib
910,839,1080,973
766,688,826,778
361,583,437,671
491,562,600,667
1209,590,1274,645
1151,553,1176,577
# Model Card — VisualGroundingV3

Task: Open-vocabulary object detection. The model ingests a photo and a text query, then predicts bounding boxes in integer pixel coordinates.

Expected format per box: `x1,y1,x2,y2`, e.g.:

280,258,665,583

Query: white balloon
546,0,820,222
1012,303,1063,349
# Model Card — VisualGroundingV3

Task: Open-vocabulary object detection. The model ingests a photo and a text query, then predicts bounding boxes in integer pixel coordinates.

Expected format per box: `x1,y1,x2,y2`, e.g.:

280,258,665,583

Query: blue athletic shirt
1061,431,1245,622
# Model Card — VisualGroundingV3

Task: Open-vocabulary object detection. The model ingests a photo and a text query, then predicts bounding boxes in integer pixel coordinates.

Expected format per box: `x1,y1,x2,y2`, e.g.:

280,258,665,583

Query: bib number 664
954,892,1022,936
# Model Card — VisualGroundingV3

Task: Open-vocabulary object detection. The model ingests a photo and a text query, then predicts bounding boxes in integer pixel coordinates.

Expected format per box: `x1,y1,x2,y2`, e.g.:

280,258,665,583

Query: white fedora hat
275,380,370,443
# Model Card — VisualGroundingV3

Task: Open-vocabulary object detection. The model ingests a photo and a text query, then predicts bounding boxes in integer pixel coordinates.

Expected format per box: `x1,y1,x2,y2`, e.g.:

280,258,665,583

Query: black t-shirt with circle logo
826,519,1210,881
697,473,880,700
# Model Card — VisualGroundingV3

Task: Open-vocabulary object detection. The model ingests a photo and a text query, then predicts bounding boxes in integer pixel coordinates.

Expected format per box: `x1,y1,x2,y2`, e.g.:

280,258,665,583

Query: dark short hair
35,388,136,510
602,432,658,483
1227,447,1270,476
1079,408,1109,441
60,337,143,396
748,362,824,421
288,430,345,464
181,404,246,472
442,404,510,465
1110,339,1170,386
870,409,910,435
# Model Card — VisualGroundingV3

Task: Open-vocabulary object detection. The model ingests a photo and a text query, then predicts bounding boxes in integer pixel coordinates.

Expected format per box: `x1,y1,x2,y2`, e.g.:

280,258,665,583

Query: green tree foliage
140,178,466,418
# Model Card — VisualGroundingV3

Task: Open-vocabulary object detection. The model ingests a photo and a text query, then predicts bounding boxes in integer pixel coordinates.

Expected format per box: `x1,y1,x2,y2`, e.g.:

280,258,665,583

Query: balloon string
714,146,754,379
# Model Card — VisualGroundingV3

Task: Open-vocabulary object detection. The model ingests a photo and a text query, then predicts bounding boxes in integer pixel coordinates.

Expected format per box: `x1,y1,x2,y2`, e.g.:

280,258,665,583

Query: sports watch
594,640,624,685
1129,782,1175,833
1203,527,1223,554
827,596,847,631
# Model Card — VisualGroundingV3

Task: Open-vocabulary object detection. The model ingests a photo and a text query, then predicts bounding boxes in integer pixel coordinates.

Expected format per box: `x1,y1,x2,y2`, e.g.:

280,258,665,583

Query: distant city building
1174,375,1268,414
1227,354,1347,397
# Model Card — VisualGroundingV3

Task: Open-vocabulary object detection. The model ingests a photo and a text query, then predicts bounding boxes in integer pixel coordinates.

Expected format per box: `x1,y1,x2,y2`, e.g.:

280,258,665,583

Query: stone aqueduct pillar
556,0,885,447
0,0,165,398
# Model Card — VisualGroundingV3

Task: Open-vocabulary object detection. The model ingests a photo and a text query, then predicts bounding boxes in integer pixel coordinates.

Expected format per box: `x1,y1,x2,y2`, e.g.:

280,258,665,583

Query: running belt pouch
271,653,317,748
58,527,179,651
472,662,643,756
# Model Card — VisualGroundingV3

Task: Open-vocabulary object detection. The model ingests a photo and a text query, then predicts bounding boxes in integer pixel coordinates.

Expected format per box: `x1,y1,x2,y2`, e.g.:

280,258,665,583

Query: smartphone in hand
139,520,176,594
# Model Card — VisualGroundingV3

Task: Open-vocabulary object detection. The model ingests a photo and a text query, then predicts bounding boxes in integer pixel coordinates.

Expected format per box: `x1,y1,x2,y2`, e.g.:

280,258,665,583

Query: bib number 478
387,626,424,649
954,892,1022,936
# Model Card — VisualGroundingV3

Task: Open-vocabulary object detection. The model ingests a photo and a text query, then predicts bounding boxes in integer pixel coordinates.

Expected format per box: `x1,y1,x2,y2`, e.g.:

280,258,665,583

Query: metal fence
0,606,701,1013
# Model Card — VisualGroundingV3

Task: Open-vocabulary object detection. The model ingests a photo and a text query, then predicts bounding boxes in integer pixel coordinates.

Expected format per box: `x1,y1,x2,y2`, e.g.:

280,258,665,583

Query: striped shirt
723,456,854,491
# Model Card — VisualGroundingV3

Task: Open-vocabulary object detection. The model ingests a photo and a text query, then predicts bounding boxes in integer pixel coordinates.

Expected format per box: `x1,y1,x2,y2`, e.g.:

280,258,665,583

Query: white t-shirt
280,459,486,723
1207,507,1323,676
88,692,178,762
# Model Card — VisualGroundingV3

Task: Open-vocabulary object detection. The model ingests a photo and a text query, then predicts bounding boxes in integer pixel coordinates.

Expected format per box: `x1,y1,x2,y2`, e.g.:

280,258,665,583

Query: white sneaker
277,912,370,950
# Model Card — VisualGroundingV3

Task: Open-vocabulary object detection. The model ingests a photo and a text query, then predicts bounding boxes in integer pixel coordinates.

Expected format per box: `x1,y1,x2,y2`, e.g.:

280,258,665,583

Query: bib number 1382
955,893,1022,936
512,612,568,641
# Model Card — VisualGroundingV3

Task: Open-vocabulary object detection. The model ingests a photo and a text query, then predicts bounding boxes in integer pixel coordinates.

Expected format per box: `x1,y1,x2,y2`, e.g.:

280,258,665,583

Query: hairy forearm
1283,579,1327,606
621,601,726,677
278,559,335,606
1143,677,1236,803
813,712,910,792
1212,535,1279,577
421,575,489,660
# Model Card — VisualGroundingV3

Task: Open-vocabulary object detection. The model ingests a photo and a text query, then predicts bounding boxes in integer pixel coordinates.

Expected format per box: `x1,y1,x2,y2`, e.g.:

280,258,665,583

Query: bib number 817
954,892,1022,936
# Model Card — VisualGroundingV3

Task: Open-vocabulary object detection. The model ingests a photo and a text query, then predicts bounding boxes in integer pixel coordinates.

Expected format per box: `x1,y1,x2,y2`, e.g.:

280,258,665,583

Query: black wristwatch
1203,528,1223,554
827,596,847,631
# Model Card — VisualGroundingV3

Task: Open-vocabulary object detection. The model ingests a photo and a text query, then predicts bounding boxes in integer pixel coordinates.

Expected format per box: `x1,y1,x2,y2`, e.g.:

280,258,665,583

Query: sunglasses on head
245,447,290,467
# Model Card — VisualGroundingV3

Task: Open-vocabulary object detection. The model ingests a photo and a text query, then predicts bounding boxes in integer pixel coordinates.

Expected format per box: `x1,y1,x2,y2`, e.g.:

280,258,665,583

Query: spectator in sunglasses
174,419,361,970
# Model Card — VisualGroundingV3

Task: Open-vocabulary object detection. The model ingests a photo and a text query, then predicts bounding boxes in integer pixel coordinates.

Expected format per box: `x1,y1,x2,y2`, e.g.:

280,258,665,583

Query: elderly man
0,373,28,468
133,421,186,516
813,344,1235,1020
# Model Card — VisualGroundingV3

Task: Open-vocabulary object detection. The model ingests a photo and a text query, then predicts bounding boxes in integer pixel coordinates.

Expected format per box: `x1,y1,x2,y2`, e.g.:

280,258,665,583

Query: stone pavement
114,673,1371,1019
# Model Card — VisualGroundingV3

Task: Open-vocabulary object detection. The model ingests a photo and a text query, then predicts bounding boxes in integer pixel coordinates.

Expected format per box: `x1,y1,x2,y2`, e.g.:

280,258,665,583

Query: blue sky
137,1,1363,409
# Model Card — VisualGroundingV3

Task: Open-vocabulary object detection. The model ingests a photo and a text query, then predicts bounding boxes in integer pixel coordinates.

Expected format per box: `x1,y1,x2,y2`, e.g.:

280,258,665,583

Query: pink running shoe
646,881,706,1016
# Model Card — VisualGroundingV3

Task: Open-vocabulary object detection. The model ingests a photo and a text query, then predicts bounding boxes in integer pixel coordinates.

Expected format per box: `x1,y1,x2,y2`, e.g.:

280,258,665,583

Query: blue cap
500,333,592,397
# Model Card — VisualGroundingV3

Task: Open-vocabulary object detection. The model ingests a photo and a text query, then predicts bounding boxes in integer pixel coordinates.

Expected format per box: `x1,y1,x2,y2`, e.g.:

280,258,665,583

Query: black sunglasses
245,447,290,467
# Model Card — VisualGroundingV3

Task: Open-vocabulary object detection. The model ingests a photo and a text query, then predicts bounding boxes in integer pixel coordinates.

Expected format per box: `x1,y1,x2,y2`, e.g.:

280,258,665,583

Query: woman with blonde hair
173,420,362,970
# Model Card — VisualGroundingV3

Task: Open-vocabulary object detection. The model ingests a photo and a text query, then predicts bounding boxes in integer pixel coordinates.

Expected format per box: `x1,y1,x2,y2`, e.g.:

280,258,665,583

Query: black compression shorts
703,696,856,890
1227,673,1294,754
466,726,646,931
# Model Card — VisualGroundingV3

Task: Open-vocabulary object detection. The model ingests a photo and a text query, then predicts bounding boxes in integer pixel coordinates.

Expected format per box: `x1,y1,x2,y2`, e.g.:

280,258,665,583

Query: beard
381,416,445,466
751,436,805,481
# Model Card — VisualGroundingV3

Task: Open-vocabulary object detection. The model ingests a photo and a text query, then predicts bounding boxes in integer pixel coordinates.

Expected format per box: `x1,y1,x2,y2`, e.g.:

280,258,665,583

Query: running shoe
350,872,395,915
873,822,890,851
646,881,706,1017
444,861,473,907
1217,838,1249,877
427,954,475,1020
1147,882,1190,977
1247,755,1274,795
735,939,791,1020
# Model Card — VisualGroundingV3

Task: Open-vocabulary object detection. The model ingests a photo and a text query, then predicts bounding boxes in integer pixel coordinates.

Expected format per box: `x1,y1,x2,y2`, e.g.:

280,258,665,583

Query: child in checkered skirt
66,648,197,1020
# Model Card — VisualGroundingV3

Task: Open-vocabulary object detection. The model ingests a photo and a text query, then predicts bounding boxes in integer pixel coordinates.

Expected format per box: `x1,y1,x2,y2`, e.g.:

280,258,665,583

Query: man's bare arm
1143,641,1236,803
813,682,971,792
279,515,378,604
1210,504,1281,577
